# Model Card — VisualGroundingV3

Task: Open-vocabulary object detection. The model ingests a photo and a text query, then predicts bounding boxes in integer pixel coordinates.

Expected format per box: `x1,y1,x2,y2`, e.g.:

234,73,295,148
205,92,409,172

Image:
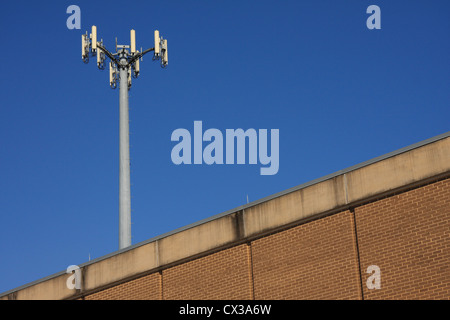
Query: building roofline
1,131,449,298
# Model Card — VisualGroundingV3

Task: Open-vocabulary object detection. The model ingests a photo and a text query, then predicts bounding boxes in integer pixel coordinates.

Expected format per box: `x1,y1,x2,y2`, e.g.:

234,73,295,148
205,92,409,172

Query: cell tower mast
81,26,168,250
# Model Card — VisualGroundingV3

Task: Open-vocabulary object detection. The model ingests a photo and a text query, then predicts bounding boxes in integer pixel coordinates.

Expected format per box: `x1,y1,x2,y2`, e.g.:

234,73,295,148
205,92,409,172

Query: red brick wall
83,178,449,300
355,178,450,300
252,210,361,300
162,244,252,300
84,272,161,300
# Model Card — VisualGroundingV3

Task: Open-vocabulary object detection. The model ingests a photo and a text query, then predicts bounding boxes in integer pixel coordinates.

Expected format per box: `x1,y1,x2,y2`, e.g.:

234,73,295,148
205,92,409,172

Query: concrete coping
1,131,449,299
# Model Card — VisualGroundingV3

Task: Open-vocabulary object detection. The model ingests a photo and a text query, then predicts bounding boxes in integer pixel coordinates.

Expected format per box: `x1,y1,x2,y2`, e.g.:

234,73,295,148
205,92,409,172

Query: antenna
80,25,169,250
130,29,136,54
132,50,140,78
81,32,89,63
154,30,160,59
97,39,106,70
161,38,168,67
109,61,117,89
91,25,97,53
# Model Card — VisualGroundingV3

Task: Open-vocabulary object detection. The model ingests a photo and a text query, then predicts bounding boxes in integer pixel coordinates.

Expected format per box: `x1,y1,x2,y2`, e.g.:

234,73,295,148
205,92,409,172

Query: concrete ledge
243,175,347,238
83,242,158,292
1,133,449,300
14,273,74,300
346,138,450,203
242,137,449,242
158,212,241,266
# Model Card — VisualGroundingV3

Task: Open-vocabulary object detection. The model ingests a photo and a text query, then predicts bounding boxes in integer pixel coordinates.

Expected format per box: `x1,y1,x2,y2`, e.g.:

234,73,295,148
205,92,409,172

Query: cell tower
81,26,168,250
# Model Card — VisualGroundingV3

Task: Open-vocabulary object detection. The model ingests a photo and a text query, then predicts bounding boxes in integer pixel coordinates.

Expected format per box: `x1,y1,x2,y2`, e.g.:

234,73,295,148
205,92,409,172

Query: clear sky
0,0,449,294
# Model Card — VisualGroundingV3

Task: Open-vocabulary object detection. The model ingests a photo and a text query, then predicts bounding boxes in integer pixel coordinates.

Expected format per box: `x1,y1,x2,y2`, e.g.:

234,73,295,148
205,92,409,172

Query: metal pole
81,26,167,250
119,57,131,250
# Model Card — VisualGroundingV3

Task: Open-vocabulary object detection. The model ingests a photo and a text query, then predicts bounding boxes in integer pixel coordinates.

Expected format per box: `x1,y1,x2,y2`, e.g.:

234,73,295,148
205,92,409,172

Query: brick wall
84,272,161,300
252,210,361,300
83,178,449,300
355,178,450,300
163,244,252,300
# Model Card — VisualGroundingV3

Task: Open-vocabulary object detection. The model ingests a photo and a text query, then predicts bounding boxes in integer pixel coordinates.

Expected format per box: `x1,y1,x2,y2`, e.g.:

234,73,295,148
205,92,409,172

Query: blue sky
0,0,449,294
